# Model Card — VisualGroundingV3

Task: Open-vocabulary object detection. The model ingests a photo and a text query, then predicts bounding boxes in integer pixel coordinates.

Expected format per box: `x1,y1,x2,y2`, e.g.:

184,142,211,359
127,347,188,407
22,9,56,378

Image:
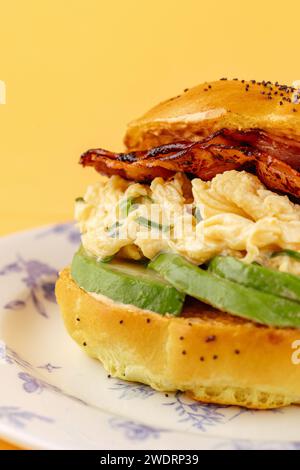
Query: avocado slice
71,247,185,315
209,256,300,303
149,253,300,327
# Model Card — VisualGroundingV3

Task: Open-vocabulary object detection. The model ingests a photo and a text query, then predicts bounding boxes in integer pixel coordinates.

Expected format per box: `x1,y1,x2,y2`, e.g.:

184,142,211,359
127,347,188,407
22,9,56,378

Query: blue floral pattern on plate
1,256,57,317
109,381,157,400
0,343,86,406
36,222,81,245
109,418,162,441
1,222,300,450
37,363,61,373
0,407,53,429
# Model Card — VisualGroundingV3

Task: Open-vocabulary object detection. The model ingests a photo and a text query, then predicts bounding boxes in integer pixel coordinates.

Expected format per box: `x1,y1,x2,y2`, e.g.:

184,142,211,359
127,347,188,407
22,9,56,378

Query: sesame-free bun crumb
56,268,300,409
124,79,300,150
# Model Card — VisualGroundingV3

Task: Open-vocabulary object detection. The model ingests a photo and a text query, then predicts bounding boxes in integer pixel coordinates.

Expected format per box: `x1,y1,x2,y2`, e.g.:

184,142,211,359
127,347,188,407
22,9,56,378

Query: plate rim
1,223,300,450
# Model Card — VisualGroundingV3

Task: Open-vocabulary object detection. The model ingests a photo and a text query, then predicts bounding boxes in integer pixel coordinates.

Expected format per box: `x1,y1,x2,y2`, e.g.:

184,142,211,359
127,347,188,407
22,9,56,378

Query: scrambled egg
75,170,300,275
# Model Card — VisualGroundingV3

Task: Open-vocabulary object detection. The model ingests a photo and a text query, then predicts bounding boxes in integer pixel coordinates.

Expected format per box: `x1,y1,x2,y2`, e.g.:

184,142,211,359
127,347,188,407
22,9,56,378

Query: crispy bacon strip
80,142,255,182
220,129,300,171
256,155,300,199
80,129,300,199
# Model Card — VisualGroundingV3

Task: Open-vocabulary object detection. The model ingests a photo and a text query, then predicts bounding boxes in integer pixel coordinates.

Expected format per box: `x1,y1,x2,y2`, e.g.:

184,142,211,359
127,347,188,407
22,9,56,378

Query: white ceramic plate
1,223,300,450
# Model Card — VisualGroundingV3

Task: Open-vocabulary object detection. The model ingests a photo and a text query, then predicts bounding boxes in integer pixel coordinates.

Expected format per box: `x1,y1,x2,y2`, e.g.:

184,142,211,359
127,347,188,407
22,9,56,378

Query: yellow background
1,0,300,236
0,0,300,449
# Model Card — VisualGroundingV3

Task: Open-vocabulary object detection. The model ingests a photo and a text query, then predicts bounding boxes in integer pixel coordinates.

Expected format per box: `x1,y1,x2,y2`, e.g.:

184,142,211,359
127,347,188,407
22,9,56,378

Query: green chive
136,216,171,233
271,249,300,261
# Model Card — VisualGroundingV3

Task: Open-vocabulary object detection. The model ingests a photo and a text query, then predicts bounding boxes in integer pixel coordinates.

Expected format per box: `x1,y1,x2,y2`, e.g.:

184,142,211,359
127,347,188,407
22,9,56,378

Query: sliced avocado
209,256,300,303
149,253,300,327
71,247,185,315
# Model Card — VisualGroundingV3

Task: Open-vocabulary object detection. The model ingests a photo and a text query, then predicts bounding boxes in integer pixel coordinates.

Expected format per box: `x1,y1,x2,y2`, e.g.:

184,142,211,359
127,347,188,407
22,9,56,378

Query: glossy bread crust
56,268,300,409
124,79,300,150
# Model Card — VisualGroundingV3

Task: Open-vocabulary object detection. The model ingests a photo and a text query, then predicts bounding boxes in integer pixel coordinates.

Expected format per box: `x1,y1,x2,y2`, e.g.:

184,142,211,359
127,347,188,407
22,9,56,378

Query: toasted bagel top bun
124,79,300,150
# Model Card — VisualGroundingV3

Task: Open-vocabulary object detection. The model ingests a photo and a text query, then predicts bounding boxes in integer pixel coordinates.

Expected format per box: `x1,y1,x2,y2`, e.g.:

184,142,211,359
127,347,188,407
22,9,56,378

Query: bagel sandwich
56,78,300,409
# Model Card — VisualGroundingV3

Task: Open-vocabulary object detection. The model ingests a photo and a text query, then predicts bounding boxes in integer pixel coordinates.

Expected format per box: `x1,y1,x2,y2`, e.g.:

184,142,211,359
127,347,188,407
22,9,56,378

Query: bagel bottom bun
55,268,300,409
